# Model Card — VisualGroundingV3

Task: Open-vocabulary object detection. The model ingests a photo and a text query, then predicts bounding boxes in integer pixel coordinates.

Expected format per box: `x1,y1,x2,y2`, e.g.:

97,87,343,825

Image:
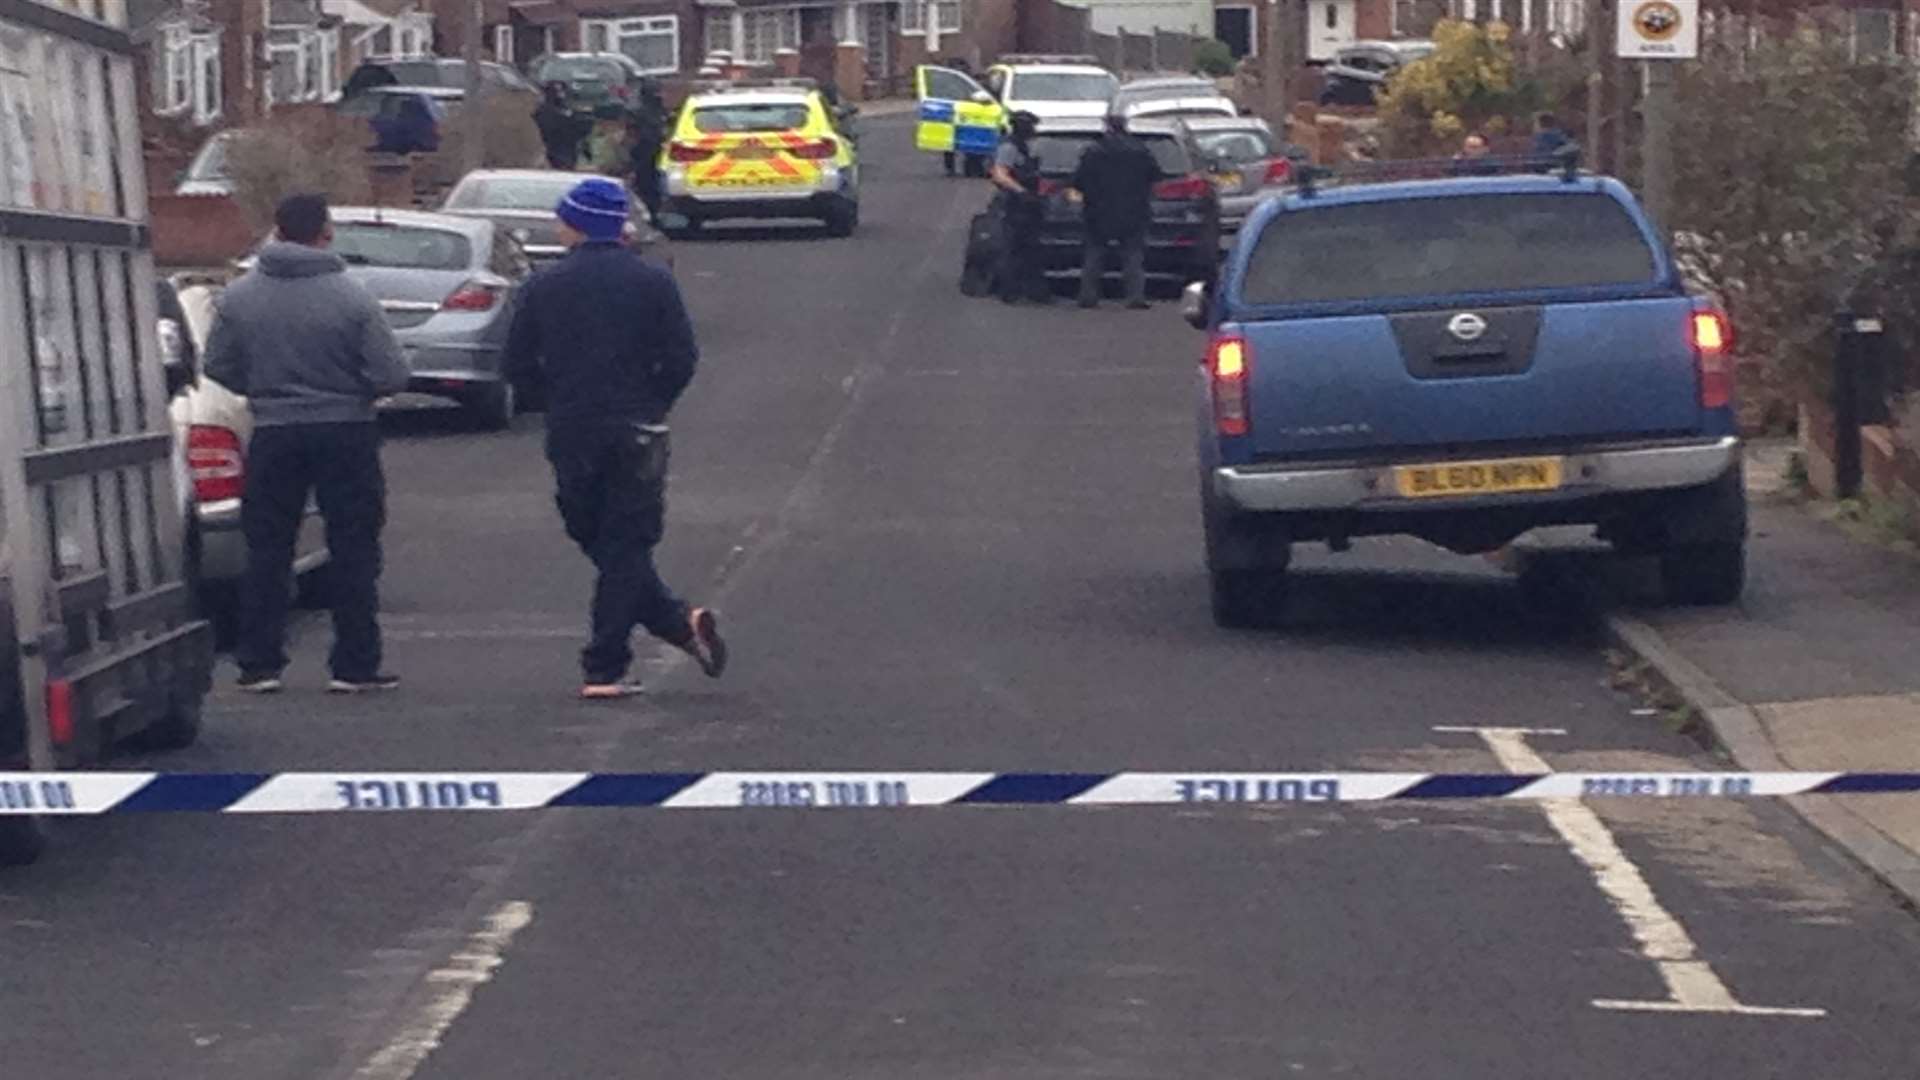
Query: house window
155,26,192,114
900,1,960,35
193,35,221,123
739,9,799,62
494,24,514,64
1853,8,1896,59
581,16,679,74
155,24,222,122
317,26,338,99
704,12,734,57
267,28,307,103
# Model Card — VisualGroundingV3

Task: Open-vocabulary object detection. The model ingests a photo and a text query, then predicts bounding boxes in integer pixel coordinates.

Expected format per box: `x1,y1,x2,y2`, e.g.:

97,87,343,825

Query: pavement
7,115,1920,1077
1608,443,1920,907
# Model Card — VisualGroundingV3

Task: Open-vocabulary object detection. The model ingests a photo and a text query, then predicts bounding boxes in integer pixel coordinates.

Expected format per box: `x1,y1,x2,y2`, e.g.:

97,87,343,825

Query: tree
1375,19,1550,155
1668,16,1916,430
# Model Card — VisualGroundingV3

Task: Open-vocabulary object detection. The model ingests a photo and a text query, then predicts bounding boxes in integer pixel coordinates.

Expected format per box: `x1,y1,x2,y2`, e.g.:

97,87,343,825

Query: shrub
1669,16,1916,432
1376,19,1548,155
1192,38,1234,79
224,111,372,231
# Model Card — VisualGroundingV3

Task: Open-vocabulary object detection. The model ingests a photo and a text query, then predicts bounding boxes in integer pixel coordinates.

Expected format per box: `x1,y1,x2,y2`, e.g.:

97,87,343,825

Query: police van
0,0,215,864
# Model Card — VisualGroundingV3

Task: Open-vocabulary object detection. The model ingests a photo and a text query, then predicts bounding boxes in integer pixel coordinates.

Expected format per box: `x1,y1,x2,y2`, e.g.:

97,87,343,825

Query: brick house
443,0,1016,100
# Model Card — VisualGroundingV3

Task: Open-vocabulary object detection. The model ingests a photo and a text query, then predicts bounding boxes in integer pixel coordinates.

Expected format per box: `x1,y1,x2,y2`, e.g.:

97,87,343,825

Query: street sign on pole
1617,0,1700,61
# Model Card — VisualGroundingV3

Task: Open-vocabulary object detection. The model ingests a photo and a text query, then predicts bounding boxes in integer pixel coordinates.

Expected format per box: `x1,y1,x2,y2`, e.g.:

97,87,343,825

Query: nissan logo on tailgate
1447,312,1488,343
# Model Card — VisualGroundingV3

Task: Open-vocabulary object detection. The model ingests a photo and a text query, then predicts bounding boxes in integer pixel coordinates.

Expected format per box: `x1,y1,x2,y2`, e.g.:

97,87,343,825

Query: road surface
4,115,1919,1078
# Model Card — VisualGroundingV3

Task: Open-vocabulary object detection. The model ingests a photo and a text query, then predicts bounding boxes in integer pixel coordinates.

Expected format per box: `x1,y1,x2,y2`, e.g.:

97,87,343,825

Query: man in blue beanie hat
506,176,727,698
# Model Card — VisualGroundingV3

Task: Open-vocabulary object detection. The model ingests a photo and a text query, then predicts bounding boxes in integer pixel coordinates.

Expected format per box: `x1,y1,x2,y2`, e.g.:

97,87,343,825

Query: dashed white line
351,901,536,1080
1441,726,1825,1018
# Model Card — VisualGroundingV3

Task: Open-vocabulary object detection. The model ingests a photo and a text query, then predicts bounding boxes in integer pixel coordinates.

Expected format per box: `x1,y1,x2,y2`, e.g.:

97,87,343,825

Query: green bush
1669,16,1916,432
1192,38,1234,79
1376,19,1547,154
224,112,372,232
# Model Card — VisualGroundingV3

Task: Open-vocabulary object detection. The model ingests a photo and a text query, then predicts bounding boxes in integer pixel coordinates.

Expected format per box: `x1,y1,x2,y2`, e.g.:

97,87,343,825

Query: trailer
0,0,215,864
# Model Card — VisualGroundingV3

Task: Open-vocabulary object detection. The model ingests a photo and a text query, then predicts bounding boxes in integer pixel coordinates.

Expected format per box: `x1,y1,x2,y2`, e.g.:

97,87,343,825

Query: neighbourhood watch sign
1617,0,1700,60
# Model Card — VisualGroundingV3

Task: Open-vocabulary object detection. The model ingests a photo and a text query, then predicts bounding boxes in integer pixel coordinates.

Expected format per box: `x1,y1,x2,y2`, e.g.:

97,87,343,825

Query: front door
1214,5,1254,59
1307,0,1357,63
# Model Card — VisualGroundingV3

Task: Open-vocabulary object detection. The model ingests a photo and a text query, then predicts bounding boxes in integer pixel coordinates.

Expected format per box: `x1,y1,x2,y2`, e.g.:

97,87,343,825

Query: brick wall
1356,0,1394,39
150,193,257,268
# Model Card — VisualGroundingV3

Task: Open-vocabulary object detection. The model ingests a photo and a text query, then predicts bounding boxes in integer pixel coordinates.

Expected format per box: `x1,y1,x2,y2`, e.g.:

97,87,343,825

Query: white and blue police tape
3,771,1919,815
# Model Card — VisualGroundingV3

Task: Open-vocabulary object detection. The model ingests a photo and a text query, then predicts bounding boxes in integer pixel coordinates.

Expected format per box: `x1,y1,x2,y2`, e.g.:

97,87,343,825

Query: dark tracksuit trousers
547,422,691,683
237,422,386,679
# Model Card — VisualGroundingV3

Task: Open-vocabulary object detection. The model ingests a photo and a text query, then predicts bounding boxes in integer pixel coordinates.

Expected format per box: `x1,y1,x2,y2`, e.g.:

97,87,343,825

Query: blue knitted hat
556,177,628,242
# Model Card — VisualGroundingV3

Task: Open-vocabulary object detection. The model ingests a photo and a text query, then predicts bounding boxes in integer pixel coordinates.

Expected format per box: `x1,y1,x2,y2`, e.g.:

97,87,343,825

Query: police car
658,79,860,237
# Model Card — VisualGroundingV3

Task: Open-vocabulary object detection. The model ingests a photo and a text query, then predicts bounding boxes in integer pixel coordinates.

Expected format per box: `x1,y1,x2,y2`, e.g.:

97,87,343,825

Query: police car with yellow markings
658,79,860,237
913,64,1004,175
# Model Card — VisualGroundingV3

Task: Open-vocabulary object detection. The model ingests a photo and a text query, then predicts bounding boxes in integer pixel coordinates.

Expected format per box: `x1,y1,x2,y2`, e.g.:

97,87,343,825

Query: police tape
2,771,1919,815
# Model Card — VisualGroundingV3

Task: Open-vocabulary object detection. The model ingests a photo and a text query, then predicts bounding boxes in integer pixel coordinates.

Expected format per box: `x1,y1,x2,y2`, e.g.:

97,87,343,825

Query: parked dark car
1318,39,1435,106
343,57,536,102
1027,117,1221,285
529,52,649,111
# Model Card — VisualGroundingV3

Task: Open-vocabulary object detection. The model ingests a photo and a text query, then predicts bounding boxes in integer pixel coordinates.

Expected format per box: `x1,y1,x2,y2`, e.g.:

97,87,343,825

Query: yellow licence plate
1394,456,1564,499
1214,171,1241,189
730,144,771,159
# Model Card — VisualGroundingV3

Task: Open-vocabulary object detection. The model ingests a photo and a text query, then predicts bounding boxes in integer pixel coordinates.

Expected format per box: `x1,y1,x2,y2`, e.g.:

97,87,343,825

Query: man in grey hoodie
203,194,411,694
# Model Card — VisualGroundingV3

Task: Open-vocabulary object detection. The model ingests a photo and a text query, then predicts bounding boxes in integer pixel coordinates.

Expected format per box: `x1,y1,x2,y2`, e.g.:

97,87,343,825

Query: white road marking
351,901,536,1080
1441,726,1825,1018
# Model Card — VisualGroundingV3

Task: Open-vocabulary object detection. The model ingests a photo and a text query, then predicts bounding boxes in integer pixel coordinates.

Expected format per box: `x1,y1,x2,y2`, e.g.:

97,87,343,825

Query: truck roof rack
995,53,1102,66
1295,144,1584,198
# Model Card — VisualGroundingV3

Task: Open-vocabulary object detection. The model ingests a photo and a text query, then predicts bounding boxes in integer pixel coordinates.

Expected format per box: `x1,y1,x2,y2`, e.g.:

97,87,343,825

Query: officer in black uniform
990,110,1048,305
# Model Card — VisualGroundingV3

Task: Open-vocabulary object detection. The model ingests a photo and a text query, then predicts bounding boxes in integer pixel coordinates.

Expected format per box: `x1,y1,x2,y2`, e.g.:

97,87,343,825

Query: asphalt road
6,115,1920,1077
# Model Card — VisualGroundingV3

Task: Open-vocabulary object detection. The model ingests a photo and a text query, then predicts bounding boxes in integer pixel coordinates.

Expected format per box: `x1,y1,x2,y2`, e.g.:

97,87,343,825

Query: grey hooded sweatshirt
203,241,410,426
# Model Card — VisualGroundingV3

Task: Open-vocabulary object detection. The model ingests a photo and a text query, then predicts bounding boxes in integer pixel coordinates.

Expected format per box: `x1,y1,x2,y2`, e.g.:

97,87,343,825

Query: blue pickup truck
1187,168,1744,627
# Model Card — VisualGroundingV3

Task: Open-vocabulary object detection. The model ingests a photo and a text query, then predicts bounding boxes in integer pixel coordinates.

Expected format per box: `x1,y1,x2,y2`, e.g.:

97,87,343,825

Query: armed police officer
1070,113,1157,309
989,110,1049,305
505,177,728,698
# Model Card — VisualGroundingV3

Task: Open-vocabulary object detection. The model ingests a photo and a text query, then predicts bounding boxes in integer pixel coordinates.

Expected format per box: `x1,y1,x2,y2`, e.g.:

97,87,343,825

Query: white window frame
317,26,339,100
155,24,223,123
494,24,514,64
738,9,799,63
899,1,959,36
580,15,680,74
154,25,191,115
704,11,734,57
192,33,221,123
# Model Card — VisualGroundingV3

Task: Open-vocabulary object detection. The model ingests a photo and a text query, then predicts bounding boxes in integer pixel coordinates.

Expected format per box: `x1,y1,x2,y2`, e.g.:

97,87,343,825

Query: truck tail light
1691,309,1733,409
1209,334,1250,437
1264,158,1293,184
1154,175,1210,200
669,141,714,162
186,425,244,503
46,678,72,747
442,281,500,311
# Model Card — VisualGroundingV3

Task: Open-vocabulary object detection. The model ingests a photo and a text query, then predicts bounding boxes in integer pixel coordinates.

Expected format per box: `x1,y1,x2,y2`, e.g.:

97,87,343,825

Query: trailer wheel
0,814,48,866
143,685,204,752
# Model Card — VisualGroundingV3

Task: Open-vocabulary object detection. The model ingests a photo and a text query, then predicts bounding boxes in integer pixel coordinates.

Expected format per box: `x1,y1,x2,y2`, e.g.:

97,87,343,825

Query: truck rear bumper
1215,437,1740,513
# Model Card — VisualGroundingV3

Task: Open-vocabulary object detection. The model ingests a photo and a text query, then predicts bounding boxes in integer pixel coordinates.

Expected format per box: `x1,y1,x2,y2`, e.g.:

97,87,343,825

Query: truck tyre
0,814,48,867
824,201,858,238
1210,568,1285,629
1660,540,1745,606
470,382,515,431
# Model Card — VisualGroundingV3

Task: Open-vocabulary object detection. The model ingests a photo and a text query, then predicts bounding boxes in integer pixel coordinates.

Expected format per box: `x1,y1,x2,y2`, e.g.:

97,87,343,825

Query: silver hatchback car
439,168,671,270
327,207,532,429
